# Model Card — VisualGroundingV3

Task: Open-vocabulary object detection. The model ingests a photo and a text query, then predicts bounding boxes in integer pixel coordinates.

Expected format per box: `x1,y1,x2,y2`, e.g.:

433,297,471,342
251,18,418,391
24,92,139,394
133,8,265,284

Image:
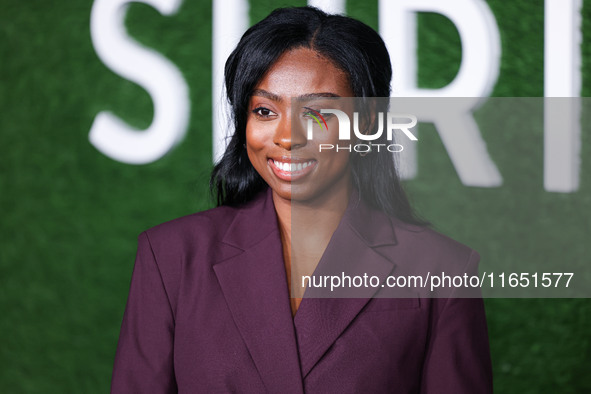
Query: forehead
253,47,353,98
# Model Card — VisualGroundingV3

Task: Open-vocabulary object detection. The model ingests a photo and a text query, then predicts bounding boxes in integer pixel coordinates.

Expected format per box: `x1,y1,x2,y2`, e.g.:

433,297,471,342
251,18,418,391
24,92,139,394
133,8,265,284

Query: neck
272,184,352,248
273,182,352,305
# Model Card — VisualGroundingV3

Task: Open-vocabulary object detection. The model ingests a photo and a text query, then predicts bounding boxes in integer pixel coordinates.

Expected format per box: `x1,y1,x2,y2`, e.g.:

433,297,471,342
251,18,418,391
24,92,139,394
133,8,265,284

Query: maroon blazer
111,188,492,393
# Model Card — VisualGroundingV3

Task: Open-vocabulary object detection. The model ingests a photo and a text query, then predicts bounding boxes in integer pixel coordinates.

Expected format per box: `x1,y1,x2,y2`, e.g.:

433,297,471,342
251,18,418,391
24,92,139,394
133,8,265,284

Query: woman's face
246,47,354,204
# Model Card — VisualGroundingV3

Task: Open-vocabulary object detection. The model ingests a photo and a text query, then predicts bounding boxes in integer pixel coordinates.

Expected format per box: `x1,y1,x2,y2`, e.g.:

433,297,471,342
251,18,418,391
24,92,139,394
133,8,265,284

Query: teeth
273,160,314,172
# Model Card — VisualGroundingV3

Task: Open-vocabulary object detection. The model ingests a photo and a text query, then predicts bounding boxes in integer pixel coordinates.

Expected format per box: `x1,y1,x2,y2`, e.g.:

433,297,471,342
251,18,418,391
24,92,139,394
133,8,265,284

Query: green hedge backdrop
1,0,590,392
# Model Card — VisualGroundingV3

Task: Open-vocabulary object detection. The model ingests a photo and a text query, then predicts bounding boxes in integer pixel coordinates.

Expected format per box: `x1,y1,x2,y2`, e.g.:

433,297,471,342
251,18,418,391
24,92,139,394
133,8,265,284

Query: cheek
245,123,271,176
318,150,351,175
309,132,345,160
245,123,265,153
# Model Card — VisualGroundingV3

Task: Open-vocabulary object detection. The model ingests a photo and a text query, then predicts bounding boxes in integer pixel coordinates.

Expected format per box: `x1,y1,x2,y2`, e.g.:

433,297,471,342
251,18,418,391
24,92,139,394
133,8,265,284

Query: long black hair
210,6,424,224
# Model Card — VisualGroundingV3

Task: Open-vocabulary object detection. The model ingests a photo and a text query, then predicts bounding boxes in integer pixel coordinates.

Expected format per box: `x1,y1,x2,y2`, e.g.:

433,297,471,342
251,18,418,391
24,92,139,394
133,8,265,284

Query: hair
210,6,425,225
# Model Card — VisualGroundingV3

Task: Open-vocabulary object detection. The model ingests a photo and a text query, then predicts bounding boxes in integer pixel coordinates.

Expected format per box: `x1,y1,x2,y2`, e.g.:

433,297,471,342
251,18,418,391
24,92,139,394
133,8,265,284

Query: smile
268,158,317,181
272,160,315,172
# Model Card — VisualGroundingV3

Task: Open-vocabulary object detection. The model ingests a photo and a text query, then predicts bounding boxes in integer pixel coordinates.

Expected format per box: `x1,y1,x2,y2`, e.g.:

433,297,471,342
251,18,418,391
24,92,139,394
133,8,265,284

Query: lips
268,158,317,181
272,159,315,172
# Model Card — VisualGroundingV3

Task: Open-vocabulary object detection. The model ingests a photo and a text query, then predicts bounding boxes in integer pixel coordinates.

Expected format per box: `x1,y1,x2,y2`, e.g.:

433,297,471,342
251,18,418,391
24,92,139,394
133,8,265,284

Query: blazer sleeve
419,251,493,394
111,232,177,394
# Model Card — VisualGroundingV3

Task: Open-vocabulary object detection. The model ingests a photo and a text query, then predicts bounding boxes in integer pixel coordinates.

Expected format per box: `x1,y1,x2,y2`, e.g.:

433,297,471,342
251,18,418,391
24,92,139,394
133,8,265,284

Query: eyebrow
250,89,341,102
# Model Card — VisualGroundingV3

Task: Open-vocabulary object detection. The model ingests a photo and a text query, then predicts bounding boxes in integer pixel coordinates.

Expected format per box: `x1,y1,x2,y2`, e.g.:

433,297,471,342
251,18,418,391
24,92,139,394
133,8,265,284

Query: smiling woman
111,6,493,393
246,48,354,203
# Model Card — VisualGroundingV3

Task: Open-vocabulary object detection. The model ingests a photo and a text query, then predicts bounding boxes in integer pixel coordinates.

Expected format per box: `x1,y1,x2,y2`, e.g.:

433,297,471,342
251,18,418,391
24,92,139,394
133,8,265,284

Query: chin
268,184,310,203
284,186,333,205
268,183,293,200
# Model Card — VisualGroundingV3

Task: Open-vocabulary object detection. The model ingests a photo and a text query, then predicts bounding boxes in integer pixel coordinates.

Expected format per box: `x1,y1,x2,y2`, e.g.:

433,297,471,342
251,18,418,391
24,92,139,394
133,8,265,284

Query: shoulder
130,190,274,314
142,204,240,249
377,216,481,296
383,217,481,298
133,205,242,289
348,195,478,271
139,189,273,259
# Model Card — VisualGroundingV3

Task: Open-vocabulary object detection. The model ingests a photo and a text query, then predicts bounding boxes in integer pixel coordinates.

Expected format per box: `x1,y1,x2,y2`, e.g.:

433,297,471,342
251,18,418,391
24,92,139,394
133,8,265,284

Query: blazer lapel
293,195,399,378
213,189,304,394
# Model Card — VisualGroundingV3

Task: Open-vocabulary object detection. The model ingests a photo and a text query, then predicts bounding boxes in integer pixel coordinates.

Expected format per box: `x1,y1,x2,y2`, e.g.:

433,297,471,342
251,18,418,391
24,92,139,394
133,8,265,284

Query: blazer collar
213,188,303,394
213,188,399,384
220,187,398,251
293,189,399,377
344,189,399,247
220,188,279,250
220,188,398,250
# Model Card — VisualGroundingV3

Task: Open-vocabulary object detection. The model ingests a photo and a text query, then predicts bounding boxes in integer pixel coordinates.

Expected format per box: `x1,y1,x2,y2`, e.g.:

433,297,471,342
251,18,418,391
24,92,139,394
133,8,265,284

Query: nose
273,109,307,150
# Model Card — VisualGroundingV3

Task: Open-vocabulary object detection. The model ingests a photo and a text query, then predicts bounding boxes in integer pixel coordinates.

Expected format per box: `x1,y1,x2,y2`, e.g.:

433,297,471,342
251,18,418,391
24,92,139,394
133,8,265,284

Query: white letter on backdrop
212,0,249,163
90,0,190,164
307,0,345,14
380,0,502,187
544,0,581,192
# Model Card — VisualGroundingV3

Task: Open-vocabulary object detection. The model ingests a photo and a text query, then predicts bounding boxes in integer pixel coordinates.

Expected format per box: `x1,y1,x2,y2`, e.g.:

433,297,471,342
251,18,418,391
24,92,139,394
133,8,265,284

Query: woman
111,6,492,393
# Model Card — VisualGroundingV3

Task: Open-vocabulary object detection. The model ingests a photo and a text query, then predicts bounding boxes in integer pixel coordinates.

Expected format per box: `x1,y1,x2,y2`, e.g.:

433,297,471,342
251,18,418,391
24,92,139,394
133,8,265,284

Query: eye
252,107,277,119
303,110,316,119
302,107,319,117
303,107,333,120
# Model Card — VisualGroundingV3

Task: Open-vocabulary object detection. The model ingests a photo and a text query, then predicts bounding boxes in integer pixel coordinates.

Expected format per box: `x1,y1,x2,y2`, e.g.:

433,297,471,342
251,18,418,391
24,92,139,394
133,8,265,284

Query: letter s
90,0,190,164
